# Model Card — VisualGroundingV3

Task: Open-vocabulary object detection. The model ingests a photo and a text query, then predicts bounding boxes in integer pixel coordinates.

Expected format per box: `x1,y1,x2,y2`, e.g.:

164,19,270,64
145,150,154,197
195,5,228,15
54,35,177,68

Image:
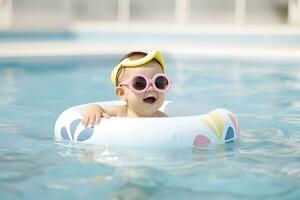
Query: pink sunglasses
119,73,171,94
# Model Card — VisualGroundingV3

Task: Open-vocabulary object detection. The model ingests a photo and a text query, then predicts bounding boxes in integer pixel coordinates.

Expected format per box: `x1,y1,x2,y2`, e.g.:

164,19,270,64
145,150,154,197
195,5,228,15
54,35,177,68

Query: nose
147,83,155,92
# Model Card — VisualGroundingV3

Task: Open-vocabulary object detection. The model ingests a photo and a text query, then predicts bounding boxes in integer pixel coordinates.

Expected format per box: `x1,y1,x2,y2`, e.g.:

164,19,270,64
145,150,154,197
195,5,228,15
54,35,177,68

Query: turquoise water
1,31,300,47
1,55,300,199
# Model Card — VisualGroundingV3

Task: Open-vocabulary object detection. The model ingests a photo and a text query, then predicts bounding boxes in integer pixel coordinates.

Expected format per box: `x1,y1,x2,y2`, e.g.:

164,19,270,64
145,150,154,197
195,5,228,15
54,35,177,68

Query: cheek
157,94,165,105
123,88,130,97
124,88,134,97
158,93,165,100
125,90,142,101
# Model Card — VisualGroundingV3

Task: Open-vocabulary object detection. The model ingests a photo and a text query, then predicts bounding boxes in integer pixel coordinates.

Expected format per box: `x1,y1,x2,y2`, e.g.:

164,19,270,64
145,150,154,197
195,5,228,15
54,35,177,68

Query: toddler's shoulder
103,105,125,117
113,105,127,117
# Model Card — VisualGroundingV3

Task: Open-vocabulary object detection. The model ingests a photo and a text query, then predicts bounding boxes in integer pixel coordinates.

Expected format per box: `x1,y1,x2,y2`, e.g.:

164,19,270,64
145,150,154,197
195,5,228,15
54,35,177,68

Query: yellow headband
111,50,166,85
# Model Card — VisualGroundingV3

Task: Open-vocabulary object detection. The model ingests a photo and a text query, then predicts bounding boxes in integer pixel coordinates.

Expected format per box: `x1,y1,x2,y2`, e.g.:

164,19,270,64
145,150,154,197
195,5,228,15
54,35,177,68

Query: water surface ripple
0,56,300,199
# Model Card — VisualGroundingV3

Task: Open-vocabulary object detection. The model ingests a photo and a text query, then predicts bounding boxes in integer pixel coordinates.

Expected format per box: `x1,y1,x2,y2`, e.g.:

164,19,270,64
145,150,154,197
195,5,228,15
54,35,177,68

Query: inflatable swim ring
54,101,239,148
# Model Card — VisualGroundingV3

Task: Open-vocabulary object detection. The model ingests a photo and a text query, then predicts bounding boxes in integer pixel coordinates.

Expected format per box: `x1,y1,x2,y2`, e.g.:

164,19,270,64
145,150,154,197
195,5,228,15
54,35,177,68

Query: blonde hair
115,51,161,86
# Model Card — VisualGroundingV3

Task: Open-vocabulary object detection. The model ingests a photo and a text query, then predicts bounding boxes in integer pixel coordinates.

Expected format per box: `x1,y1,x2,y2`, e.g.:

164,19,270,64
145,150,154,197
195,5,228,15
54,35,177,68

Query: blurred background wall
0,0,299,31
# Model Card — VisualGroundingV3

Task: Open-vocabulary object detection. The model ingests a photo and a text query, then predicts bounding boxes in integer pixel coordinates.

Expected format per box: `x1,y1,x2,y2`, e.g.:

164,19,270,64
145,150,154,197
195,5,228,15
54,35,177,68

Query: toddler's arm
80,104,118,127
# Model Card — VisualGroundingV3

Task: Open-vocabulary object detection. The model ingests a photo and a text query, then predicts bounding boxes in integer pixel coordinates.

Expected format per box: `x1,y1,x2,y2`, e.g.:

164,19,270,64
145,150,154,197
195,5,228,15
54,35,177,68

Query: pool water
0,55,300,199
1,31,300,47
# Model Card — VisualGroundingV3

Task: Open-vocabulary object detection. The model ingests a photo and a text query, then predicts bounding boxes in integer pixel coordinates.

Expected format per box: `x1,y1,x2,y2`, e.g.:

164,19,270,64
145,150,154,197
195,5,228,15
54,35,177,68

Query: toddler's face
117,60,166,116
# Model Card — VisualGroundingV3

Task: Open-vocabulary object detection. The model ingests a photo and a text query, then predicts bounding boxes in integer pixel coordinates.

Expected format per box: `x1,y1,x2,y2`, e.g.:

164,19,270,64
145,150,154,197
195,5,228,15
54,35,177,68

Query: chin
143,105,161,116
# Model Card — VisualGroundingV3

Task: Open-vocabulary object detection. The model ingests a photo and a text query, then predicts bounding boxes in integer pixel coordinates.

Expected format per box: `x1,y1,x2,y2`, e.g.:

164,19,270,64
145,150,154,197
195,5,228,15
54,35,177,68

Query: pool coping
1,24,300,61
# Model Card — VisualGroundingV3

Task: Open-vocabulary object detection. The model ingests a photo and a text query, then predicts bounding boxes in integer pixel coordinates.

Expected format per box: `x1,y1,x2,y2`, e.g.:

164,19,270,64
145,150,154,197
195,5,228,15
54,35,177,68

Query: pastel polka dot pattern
193,135,211,147
227,113,239,136
60,119,94,142
225,127,234,142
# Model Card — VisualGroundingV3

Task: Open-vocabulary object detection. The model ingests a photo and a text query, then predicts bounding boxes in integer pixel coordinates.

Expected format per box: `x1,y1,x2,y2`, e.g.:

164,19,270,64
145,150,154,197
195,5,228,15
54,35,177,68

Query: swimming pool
1,31,300,47
0,55,300,199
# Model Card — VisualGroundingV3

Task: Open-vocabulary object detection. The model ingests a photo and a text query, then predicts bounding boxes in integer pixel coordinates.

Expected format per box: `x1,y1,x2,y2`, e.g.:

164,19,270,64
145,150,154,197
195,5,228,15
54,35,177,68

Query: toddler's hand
80,104,110,128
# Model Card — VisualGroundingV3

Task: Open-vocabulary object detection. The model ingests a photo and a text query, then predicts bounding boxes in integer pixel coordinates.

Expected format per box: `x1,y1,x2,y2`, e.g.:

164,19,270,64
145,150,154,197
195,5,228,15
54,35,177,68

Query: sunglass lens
132,76,147,90
155,76,169,90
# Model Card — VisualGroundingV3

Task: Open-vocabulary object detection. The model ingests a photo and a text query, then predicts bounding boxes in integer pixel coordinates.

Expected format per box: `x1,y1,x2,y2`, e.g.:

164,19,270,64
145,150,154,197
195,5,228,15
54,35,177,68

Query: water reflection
0,68,18,106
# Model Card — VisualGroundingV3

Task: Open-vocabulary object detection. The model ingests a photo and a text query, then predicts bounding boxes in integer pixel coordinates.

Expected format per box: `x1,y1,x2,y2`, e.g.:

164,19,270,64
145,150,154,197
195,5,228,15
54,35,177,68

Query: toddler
81,50,171,127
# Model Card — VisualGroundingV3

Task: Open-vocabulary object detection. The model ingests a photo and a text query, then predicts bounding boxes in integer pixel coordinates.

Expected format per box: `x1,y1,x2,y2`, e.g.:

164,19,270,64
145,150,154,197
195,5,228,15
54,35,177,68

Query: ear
115,86,126,101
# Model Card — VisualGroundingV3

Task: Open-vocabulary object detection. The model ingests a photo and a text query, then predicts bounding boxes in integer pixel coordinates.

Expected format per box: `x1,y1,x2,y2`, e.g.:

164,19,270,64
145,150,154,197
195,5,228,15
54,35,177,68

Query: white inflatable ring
54,101,239,148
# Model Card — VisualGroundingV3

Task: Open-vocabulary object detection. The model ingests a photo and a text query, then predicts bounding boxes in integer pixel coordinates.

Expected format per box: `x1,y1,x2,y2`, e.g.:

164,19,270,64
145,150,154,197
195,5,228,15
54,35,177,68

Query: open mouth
143,96,157,104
